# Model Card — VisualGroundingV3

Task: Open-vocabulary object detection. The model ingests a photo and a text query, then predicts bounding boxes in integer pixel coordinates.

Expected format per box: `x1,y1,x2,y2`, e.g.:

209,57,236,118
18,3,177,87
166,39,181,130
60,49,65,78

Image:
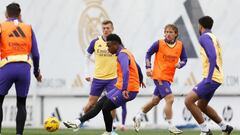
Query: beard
164,38,176,44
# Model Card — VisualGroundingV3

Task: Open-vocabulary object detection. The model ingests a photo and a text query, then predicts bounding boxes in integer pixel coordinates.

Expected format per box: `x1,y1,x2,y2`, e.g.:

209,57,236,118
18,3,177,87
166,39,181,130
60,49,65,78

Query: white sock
199,122,209,132
218,121,227,130
136,110,145,119
74,119,81,126
166,119,174,128
112,120,117,129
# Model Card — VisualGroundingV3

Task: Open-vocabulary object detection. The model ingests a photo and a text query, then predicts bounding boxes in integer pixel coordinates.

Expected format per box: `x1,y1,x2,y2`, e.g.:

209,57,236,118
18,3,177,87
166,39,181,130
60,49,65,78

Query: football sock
16,96,27,135
102,98,117,132
80,96,107,123
199,122,209,132
0,95,5,134
218,121,227,130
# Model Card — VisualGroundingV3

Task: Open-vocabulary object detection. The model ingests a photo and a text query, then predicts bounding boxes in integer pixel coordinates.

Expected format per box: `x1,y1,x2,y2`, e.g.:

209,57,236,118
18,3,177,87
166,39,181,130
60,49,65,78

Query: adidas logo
72,74,83,88
8,26,26,38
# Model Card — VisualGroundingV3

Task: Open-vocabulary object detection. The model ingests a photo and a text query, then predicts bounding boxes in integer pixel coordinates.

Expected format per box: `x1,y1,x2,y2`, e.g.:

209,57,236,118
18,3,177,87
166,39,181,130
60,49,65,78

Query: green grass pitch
1,128,240,135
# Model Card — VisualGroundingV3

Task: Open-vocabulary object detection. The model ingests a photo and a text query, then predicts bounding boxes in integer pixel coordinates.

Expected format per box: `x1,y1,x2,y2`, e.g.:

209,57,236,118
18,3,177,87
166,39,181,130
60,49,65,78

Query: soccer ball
44,116,60,132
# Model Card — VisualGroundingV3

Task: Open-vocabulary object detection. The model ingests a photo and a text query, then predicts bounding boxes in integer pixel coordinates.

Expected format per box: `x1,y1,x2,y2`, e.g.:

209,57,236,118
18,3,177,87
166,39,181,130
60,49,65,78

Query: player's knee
166,97,174,105
102,104,112,113
184,97,191,108
165,95,174,105
84,103,94,112
152,98,160,106
17,96,26,108
197,102,206,112
88,99,98,107
197,105,205,112
88,103,95,108
103,99,116,113
89,99,97,105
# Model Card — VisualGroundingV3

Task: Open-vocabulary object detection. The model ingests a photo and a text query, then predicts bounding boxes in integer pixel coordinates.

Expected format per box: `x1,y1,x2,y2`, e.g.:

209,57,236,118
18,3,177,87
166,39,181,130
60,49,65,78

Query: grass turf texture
1,128,239,135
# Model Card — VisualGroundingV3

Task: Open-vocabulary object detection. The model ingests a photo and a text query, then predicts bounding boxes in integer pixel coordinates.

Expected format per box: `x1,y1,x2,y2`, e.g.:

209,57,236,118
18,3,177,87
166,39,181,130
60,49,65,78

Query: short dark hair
106,34,122,45
6,2,21,18
198,16,214,29
102,20,113,26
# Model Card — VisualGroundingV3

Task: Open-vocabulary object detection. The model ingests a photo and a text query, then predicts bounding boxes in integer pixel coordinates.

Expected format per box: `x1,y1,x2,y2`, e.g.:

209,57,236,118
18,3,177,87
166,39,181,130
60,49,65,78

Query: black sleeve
136,63,143,84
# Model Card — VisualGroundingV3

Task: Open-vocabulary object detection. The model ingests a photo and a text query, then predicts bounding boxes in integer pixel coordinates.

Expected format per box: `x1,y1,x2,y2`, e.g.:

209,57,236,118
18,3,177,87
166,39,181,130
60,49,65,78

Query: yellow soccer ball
44,116,60,132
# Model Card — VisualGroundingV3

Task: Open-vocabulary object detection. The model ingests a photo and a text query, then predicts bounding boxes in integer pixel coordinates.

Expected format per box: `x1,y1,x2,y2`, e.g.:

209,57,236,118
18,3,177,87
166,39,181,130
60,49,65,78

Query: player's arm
84,38,97,81
31,29,42,82
145,40,159,77
136,63,146,88
176,45,188,69
118,52,129,91
199,34,217,83
118,52,130,99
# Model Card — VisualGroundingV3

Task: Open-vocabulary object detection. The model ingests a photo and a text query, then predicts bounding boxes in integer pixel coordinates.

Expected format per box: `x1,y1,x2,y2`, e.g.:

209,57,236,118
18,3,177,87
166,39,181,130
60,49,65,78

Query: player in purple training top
0,3,42,135
185,16,233,135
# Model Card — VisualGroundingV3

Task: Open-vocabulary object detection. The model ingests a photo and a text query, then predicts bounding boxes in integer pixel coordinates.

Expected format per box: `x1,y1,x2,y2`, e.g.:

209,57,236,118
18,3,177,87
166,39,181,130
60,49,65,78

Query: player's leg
16,96,27,135
0,64,14,134
196,81,233,135
120,103,127,131
197,99,221,122
83,78,105,113
164,94,174,125
63,95,108,129
102,88,120,134
185,79,212,135
64,79,108,131
136,80,162,117
111,109,117,132
133,80,161,132
15,63,31,135
0,95,5,134
133,95,160,132
102,88,137,134
143,95,161,113
83,95,99,113
63,87,116,130
102,98,118,133
160,81,182,134
105,78,119,134
80,96,108,122
198,101,233,135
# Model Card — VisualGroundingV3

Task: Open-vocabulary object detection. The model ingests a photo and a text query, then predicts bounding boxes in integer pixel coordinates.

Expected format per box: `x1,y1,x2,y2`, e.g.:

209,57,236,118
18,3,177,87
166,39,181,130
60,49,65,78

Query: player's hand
122,90,129,99
175,61,185,69
140,82,146,88
175,63,181,69
36,73,42,82
146,68,152,77
85,77,91,82
34,69,42,82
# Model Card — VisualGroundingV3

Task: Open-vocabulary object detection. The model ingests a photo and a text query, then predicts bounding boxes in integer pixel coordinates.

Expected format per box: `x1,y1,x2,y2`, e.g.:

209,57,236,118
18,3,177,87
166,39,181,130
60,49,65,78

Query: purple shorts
0,62,31,97
107,88,138,107
193,79,221,101
153,80,172,98
90,78,117,96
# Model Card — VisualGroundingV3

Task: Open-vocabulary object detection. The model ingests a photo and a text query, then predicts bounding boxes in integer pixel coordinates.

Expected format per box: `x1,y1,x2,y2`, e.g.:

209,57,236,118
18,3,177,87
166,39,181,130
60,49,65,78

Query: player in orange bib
0,3,42,135
133,24,187,134
64,34,145,135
